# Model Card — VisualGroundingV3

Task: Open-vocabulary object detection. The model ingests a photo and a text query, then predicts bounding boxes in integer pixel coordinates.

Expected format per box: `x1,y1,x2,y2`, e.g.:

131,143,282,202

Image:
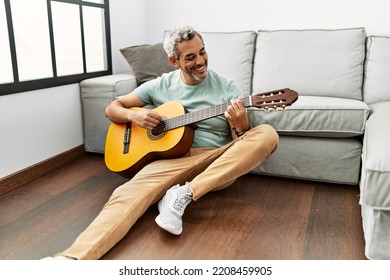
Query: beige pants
59,124,278,259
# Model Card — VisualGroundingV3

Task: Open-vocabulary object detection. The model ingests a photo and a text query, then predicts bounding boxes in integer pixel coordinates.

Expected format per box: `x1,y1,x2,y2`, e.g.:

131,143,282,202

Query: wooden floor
0,153,366,260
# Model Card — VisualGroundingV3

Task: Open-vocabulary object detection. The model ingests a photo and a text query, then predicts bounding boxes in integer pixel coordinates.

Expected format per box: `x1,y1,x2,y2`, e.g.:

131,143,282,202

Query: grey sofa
79,28,390,259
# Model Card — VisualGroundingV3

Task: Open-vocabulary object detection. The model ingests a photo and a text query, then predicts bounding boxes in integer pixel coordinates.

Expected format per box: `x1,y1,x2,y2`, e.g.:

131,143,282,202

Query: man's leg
156,124,278,233
57,152,207,260
189,124,279,200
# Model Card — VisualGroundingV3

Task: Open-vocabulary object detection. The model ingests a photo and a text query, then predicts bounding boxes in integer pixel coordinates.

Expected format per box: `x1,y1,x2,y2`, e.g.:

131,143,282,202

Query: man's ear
168,56,179,68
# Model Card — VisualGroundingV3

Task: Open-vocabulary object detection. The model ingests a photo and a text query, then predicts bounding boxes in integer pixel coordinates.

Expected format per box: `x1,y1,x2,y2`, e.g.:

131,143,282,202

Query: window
0,2,13,84
0,0,111,95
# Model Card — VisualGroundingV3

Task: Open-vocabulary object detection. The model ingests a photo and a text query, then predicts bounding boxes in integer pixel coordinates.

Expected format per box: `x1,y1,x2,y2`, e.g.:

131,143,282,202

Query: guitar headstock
251,88,298,112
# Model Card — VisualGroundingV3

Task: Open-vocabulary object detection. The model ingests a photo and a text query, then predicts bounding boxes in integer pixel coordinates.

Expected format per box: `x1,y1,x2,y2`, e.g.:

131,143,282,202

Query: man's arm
105,91,162,130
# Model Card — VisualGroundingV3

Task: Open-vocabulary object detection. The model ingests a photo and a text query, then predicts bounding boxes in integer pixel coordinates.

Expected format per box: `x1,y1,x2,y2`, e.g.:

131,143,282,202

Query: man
45,25,278,260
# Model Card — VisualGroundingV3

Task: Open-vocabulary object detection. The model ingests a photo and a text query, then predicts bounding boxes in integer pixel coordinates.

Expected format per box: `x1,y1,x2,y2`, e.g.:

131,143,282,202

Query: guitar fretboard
163,96,252,131
149,88,297,135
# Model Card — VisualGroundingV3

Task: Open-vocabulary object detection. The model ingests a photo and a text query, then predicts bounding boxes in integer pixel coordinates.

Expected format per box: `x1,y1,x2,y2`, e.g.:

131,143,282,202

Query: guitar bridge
123,122,131,154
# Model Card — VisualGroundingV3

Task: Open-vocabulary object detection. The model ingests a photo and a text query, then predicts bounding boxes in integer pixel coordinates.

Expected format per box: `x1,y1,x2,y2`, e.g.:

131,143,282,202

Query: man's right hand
132,109,162,130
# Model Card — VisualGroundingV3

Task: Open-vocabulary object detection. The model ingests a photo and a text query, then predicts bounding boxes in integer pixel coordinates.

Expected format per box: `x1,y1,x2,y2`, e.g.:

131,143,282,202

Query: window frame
0,0,112,96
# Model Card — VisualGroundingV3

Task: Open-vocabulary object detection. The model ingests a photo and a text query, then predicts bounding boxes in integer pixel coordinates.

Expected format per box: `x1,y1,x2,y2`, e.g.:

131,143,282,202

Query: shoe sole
155,215,182,235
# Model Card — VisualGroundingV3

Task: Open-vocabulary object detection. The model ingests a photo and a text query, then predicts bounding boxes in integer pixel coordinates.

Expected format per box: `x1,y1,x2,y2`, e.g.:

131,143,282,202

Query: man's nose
196,55,205,64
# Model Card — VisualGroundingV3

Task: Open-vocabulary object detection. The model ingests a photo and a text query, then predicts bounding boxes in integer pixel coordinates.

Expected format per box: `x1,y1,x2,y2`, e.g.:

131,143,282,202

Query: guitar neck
165,96,252,130
153,88,299,133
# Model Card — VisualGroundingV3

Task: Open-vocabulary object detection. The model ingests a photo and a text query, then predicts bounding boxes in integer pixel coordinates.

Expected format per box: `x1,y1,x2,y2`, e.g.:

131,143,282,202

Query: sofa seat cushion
360,102,390,209
248,95,369,137
252,28,366,100
251,136,362,184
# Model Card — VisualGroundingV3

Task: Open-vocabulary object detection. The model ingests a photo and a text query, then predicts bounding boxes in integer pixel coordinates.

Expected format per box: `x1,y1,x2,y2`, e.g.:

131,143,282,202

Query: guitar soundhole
148,117,168,140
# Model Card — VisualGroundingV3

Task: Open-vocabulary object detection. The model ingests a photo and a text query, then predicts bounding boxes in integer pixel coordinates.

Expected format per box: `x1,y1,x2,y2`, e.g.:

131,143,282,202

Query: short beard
188,71,206,82
187,61,208,82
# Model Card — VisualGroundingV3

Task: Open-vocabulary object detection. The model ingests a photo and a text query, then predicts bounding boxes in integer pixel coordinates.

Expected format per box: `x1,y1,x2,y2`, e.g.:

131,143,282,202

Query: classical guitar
105,88,298,178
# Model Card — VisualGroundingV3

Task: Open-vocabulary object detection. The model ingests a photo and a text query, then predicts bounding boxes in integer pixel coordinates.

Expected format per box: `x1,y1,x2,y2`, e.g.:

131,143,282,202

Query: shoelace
171,191,192,215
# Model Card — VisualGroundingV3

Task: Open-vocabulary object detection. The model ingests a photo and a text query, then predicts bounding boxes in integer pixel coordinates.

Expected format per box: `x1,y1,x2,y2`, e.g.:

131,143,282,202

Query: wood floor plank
0,145,86,196
0,154,366,260
303,184,365,259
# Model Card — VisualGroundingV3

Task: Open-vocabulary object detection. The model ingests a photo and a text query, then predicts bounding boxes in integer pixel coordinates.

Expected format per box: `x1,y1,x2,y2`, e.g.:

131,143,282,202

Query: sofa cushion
363,36,390,104
360,102,390,209
248,95,369,137
252,28,366,100
251,136,362,185
200,31,257,96
120,43,176,85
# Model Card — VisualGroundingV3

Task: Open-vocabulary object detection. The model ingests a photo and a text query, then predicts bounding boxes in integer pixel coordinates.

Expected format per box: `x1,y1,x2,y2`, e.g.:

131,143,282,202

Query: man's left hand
225,98,250,133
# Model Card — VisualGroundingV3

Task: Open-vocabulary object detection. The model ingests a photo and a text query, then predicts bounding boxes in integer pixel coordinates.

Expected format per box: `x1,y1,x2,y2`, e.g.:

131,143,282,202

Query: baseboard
0,145,86,197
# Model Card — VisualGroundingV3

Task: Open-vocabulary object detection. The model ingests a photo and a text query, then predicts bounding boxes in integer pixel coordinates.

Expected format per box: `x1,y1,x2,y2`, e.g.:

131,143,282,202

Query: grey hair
163,25,204,59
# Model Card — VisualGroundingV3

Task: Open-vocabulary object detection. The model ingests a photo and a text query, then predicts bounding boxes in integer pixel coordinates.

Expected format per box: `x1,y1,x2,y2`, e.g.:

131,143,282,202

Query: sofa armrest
80,73,137,153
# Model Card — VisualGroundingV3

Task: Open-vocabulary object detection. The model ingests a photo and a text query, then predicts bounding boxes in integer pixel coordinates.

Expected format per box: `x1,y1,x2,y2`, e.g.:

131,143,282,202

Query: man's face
171,35,208,85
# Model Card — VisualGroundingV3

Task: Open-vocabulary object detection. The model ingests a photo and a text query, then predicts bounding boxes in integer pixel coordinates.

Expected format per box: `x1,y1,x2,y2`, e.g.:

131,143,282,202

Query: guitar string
125,92,287,137
112,90,296,153
152,97,252,134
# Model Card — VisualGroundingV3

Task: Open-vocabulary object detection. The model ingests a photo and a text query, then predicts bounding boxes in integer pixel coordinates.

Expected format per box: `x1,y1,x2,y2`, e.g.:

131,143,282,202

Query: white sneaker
155,184,192,235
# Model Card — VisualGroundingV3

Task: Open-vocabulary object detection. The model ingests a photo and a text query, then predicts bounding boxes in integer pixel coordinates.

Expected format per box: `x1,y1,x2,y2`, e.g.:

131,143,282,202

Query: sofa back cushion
201,31,257,96
252,28,366,100
363,36,390,104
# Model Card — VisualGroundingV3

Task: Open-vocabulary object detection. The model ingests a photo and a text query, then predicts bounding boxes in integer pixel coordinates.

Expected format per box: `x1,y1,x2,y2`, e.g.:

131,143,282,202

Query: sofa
79,28,390,260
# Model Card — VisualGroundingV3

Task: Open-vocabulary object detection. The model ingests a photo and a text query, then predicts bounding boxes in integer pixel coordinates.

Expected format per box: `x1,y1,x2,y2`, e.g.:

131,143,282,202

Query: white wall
1,0,390,179
111,0,147,74
0,0,146,179
0,84,83,178
145,0,390,41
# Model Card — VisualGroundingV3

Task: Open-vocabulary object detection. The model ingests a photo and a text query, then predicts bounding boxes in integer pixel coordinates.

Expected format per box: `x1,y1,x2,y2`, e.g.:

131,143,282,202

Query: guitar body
104,101,195,178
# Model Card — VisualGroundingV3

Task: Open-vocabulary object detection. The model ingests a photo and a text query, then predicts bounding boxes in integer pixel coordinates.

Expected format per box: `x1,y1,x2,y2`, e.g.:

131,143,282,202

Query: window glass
83,6,107,72
10,0,53,81
51,2,83,76
0,1,13,84
0,0,111,95
83,0,104,4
